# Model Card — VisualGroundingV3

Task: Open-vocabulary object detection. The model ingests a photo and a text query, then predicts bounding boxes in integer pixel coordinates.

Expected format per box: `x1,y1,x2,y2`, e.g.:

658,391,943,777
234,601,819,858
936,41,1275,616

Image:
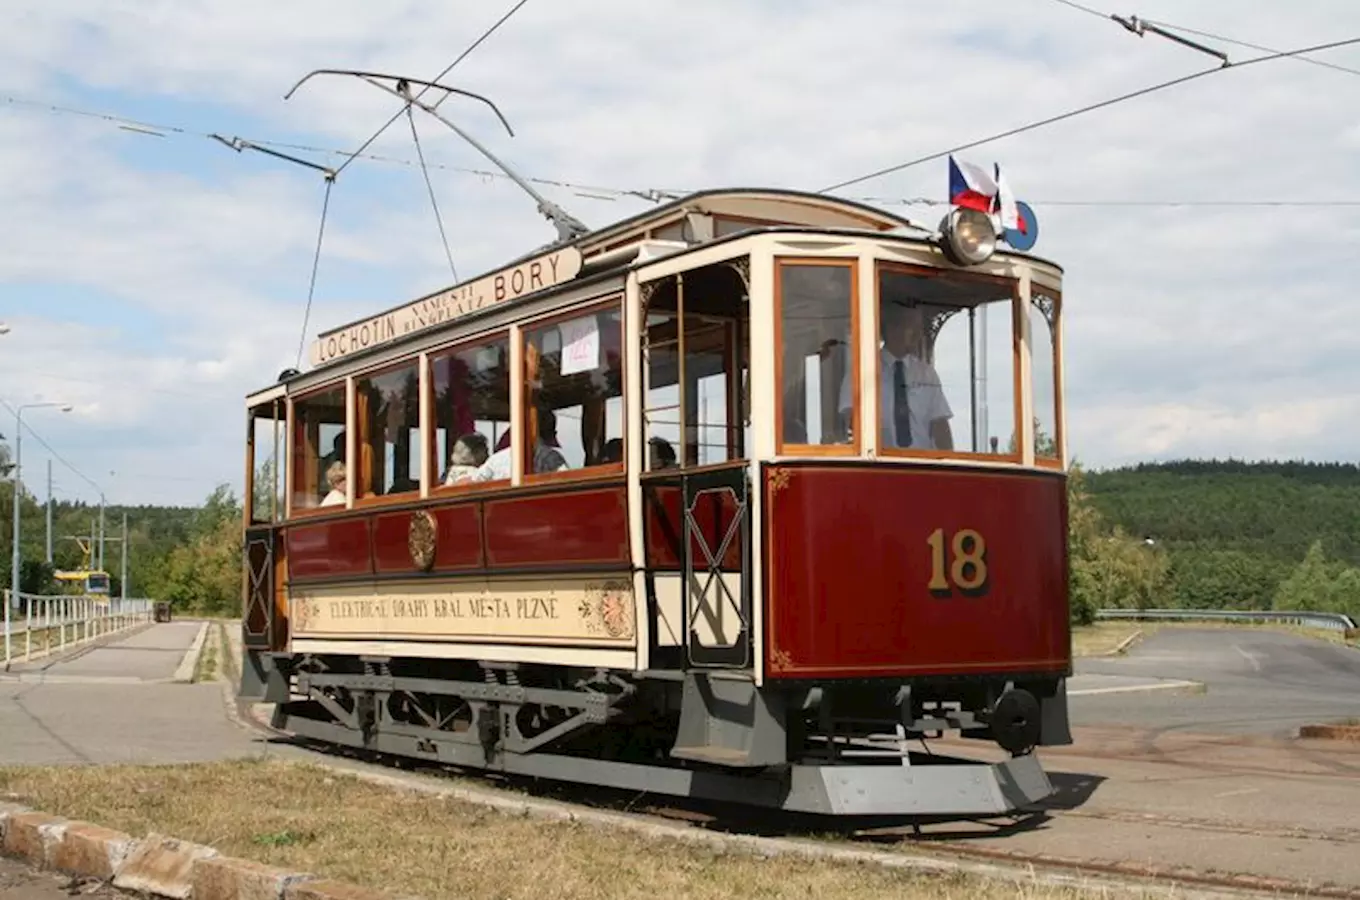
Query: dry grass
0,759,1164,900
1071,623,1143,658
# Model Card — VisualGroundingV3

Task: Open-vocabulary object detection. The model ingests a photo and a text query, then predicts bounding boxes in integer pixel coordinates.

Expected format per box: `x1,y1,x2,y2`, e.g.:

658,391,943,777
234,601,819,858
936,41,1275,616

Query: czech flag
948,155,998,213
994,165,1028,235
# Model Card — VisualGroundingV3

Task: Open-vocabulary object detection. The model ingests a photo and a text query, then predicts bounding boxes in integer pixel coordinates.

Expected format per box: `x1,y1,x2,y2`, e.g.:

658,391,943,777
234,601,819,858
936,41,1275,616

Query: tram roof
247,188,1061,402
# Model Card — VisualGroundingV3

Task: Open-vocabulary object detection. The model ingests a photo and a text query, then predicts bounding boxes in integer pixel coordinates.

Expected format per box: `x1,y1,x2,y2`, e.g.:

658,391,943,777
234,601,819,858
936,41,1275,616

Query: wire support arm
285,69,589,243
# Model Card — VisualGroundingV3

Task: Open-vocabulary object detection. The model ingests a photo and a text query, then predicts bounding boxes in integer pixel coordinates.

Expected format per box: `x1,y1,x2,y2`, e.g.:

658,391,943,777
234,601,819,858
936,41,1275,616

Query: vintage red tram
238,186,1072,817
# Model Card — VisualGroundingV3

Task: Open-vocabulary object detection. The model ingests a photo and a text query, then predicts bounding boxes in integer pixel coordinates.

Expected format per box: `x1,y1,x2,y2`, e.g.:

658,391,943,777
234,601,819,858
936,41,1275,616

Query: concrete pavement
0,621,261,767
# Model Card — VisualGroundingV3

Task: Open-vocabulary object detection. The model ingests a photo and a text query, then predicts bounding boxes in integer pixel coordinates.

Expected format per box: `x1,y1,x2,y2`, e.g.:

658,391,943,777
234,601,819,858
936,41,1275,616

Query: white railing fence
2,590,155,667
1096,607,1357,633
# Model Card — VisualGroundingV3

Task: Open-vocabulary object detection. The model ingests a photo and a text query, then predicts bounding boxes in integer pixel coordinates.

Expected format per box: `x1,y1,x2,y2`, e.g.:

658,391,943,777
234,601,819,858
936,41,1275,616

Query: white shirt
469,441,568,481
839,347,952,450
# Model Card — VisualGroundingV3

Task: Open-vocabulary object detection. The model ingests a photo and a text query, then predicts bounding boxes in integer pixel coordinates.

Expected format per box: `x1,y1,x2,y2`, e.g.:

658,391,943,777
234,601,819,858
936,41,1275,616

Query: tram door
640,264,753,672
242,399,288,666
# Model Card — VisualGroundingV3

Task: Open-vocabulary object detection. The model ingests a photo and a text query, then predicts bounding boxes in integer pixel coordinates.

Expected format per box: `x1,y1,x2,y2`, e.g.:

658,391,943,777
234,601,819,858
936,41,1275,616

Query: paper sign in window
559,316,600,376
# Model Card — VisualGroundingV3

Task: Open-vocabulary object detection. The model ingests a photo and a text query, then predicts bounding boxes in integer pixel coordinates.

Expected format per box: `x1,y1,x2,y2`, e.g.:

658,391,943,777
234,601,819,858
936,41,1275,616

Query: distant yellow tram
53,569,111,601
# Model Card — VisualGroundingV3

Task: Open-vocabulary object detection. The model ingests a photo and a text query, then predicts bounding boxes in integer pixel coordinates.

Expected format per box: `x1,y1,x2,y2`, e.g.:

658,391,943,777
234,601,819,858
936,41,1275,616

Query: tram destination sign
309,246,585,366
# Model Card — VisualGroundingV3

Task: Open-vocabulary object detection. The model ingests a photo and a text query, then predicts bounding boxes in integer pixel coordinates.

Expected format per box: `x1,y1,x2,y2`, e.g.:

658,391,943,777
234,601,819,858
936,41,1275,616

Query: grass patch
1071,623,1142,657
0,758,1159,900
192,622,222,683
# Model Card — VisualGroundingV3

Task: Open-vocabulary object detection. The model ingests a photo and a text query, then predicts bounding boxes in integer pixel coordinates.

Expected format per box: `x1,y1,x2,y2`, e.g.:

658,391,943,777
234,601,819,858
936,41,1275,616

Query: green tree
1066,462,1171,625
1274,540,1360,619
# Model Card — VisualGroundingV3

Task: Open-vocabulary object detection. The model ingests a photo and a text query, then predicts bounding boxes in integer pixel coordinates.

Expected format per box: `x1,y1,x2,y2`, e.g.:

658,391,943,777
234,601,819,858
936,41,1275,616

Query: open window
642,261,750,472
1030,288,1062,464
430,333,512,489
873,262,1017,459
521,300,625,480
289,383,347,513
776,258,858,454
354,360,421,500
247,398,286,525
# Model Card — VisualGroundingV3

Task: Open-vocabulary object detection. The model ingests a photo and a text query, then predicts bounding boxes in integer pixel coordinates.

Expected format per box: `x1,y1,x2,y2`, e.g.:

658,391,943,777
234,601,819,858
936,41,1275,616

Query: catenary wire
407,106,459,281
0,397,102,499
330,0,532,179
817,35,1360,194
6,93,1359,210
294,176,334,370
1041,0,1360,78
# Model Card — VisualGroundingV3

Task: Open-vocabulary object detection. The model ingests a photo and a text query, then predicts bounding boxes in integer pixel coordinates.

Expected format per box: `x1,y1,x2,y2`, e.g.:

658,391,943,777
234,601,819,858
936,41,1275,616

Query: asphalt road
1068,627,1360,738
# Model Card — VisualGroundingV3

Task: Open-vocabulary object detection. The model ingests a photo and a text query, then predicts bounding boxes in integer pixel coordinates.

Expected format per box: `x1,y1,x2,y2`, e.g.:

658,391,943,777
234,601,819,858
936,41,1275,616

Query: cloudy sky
2,0,1359,507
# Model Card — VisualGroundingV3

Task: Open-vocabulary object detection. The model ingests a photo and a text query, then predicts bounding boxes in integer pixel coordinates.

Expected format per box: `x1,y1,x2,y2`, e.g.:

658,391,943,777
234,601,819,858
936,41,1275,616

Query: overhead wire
330,0,532,179
1039,0,1360,78
0,397,102,500
406,105,459,281
7,94,1359,210
295,175,334,370
818,34,1360,193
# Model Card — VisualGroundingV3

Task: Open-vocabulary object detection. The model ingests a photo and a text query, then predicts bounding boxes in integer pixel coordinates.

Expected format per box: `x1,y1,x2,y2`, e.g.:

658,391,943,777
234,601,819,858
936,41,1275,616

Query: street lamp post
7,401,73,663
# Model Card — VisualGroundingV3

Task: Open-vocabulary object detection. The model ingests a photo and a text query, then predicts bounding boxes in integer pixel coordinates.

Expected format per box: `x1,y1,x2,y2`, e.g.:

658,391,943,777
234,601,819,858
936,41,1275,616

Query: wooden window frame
426,329,514,497
773,256,861,458
518,296,627,487
873,260,1023,465
350,355,423,509
1031,286,1065,470
639,276,749,476
245,399,285,526
285,381,349,520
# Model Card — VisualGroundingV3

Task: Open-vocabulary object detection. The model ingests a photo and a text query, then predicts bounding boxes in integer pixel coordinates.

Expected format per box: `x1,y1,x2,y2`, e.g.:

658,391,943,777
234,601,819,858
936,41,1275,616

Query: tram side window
777,260,855,449
290,385,346,512
642,263,749,469
521,303,624,477
1031,290,1061,461
248,401,286,524
354,360,421,499
431,335,512,487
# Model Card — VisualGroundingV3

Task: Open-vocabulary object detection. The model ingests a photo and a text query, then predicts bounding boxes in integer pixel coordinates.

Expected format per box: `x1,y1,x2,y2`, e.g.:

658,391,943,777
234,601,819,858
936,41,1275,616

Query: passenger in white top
443,432,490,485
320,460,347,506
839,302,953,451
466,407,569,482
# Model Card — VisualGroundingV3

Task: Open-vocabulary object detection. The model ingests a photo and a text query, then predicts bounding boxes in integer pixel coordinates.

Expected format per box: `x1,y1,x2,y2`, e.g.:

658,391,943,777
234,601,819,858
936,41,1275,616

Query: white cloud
2,0,1360,506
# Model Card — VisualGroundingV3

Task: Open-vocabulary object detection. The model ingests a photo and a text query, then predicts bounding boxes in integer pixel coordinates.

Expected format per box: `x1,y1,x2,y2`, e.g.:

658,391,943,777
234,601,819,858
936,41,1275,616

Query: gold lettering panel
290,577,636,645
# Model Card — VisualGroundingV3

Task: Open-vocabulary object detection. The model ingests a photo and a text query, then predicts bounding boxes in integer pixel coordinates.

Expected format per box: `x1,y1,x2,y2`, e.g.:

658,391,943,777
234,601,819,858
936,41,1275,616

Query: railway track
228,691,1360,899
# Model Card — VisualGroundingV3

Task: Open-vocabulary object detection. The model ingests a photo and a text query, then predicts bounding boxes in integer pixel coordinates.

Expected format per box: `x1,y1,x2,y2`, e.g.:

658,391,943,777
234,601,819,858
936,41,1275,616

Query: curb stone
173,622,210,683
0,803,419,900
1112,629,1144,655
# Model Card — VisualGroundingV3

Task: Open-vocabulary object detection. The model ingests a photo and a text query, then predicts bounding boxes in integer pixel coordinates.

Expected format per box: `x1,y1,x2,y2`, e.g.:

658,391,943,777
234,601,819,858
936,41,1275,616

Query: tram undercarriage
249,651,1066,817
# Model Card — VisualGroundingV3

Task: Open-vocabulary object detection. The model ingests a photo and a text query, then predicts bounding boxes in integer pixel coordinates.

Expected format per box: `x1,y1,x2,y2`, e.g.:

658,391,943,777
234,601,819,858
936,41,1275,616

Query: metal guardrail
3,589,156,666
1096,608,1357,632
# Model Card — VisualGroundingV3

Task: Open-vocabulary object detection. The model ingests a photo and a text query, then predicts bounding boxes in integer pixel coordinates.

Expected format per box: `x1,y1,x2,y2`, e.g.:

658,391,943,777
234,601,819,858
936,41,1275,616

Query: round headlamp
938,207,997,266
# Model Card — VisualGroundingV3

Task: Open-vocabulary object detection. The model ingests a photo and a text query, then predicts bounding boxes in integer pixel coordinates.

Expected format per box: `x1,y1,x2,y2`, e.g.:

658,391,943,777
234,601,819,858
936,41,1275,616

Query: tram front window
873,263,1016,457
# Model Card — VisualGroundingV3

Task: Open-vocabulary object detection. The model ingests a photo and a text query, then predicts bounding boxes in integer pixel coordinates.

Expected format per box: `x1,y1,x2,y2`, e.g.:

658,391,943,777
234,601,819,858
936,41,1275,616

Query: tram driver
840,301,953,451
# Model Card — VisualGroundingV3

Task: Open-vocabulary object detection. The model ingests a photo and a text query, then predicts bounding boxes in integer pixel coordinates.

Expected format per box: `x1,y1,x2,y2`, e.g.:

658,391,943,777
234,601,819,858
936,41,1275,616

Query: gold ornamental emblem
408,510,437,571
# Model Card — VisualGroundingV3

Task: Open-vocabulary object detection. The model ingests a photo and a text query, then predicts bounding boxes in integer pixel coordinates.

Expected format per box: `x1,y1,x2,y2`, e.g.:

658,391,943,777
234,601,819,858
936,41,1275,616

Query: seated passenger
648,436,677,469
444,432,491,484
469,407,568,481
840,302,953,450
320,460,347,506
600,438,623,464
